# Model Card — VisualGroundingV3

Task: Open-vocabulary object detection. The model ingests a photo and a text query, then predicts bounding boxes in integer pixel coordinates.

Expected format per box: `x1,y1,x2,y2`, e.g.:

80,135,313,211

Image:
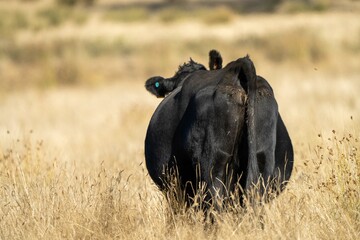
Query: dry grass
0,1,360,239
0,79,359,239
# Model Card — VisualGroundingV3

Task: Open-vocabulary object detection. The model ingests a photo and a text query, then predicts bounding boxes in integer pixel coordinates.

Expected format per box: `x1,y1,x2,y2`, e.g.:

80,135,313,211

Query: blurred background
1,0,359,90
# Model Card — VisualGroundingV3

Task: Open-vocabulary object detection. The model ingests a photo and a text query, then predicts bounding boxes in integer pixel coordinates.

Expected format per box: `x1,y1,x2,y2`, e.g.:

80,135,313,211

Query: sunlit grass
0,89,358,238
36,6,88,27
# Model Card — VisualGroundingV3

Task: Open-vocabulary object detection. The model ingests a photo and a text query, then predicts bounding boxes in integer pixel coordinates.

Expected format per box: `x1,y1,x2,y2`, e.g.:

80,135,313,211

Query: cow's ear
209,49,223,70
145,76,166,98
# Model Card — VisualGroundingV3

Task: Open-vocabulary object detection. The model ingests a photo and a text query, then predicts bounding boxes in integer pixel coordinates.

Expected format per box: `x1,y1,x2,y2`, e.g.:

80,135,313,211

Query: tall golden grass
0,1,359,239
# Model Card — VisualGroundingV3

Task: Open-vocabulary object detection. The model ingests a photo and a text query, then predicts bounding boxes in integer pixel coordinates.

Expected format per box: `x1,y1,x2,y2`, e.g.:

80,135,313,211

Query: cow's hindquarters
173,85,246,210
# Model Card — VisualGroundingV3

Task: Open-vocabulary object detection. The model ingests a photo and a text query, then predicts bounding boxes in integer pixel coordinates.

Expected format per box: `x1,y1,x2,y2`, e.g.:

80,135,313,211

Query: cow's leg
255,144,276,199
255,92,278,199
202,150,233,212
253,86,294,201
258,145,276,198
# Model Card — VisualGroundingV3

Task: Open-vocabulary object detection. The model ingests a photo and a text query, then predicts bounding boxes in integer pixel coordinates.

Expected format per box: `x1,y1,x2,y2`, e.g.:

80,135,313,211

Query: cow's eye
155,82,160,88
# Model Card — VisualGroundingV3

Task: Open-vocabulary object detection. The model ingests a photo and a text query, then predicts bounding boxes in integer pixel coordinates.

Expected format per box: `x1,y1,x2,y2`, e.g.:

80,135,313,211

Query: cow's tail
235,56,258,193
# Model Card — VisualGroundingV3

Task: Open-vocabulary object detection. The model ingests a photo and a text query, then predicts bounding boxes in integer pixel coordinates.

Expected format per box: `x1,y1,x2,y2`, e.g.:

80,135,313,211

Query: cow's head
145,49,223,98
145,58,206,98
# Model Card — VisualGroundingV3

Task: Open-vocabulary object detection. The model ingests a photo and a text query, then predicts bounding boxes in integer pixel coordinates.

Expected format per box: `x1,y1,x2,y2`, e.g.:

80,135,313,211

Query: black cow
145,52,293,210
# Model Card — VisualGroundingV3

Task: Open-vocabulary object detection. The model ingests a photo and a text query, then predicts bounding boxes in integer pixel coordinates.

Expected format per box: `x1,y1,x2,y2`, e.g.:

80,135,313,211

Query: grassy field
0,0,359,239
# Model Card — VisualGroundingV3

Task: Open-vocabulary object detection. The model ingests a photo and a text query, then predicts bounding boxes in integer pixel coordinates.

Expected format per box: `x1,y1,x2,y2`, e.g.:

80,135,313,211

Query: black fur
145,52,294,210
209,49,223,70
